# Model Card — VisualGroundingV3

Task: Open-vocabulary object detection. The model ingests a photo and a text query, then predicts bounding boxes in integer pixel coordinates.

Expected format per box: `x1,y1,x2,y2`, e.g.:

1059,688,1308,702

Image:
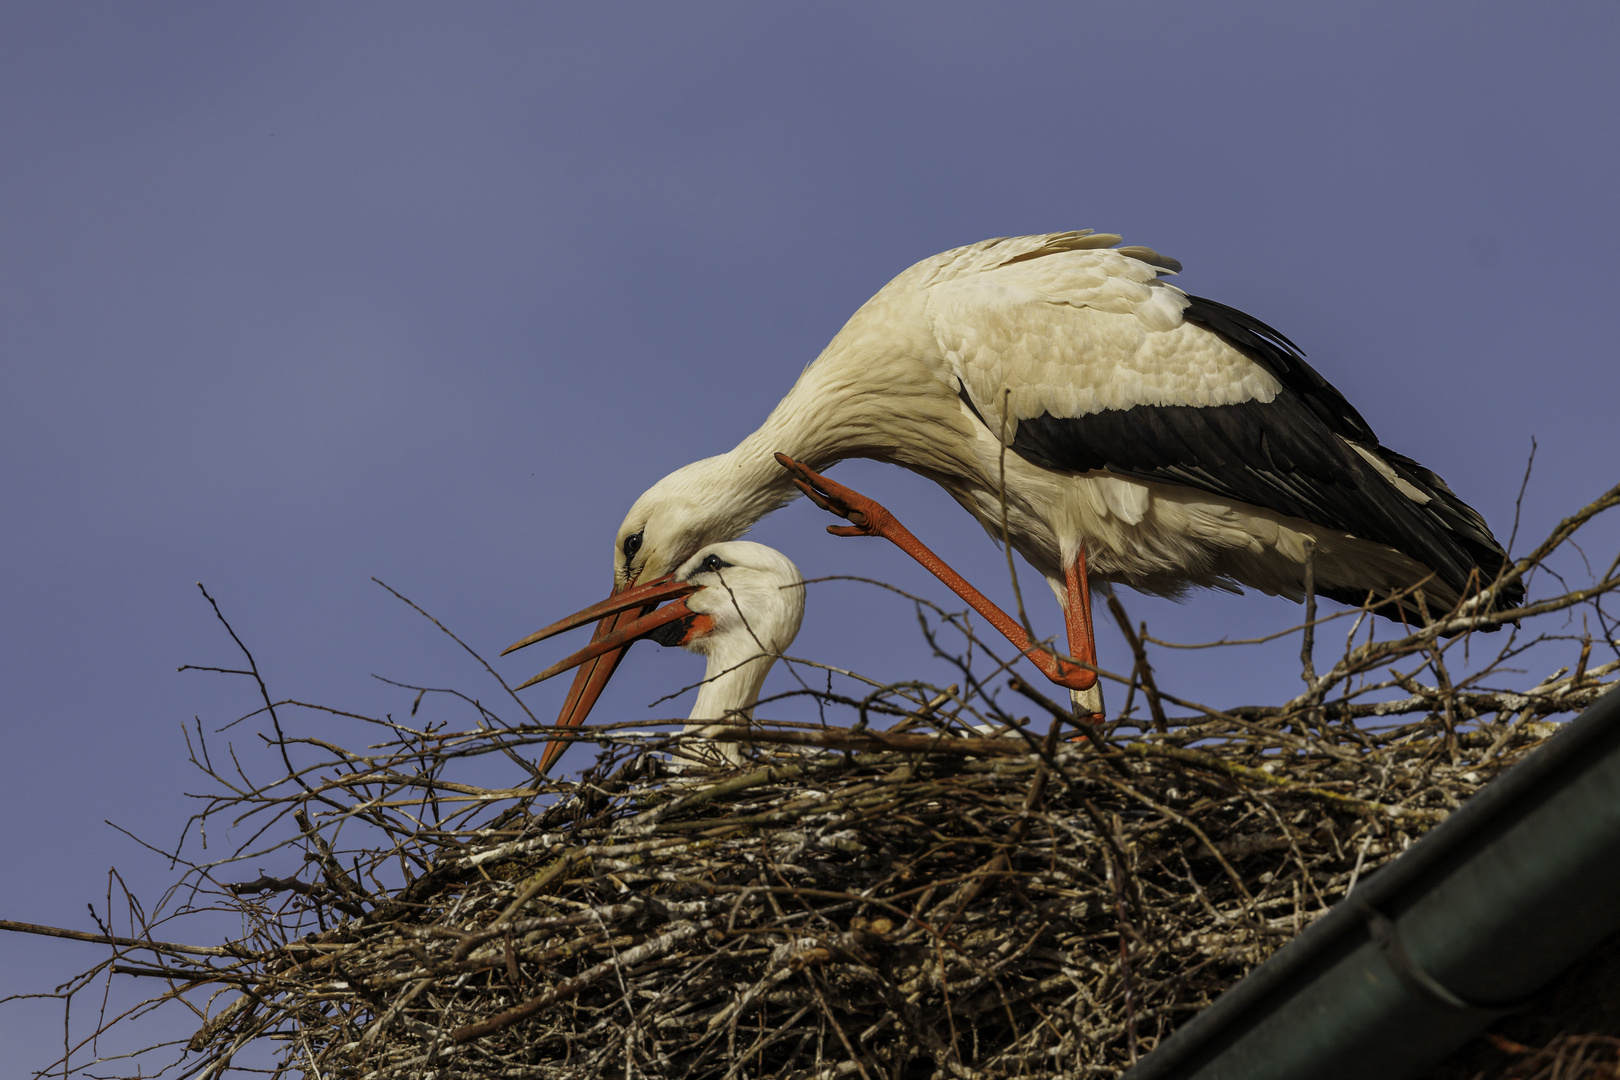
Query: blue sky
3,5,1617,1070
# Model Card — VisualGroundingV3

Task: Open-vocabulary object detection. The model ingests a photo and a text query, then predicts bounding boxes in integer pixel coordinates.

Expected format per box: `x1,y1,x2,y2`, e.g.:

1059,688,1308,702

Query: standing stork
523,231,1519,753
505,541,804,773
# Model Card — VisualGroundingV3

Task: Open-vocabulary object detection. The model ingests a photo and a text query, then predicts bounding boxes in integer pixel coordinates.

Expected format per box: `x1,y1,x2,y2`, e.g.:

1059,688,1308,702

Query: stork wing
926,249,1515,606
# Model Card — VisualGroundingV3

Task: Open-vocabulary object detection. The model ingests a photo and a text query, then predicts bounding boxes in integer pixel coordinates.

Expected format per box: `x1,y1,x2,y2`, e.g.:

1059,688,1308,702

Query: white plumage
524,231,1517,748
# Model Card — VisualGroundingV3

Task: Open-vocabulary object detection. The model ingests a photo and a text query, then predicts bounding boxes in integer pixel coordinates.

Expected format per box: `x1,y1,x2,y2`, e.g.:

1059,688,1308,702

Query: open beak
503,573,709,776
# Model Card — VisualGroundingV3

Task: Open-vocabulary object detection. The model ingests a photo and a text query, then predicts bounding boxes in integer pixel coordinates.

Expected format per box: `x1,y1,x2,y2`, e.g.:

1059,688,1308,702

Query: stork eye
700,553,730,573
622,531,644,562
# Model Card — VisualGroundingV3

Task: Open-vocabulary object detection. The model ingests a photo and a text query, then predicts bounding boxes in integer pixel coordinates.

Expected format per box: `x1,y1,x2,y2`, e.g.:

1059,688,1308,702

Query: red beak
503,573,710,776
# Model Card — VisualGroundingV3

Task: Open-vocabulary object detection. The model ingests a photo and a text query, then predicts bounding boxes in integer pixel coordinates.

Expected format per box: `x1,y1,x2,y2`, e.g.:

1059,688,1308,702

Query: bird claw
774,453,883,537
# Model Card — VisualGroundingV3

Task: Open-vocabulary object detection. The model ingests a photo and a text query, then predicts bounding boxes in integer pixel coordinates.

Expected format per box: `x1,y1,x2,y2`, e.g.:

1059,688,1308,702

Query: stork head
611,455,780,589
504,540,804,774
676,541,805,666
614,461,720,590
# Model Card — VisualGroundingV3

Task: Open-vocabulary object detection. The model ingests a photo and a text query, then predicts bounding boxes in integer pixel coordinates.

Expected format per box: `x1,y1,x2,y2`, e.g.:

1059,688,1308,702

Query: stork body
508,541,804,771
533,232,1518,741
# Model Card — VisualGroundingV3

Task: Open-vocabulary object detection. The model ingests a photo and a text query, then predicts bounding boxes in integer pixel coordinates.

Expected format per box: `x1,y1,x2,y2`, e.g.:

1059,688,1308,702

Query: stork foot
774,453,894,539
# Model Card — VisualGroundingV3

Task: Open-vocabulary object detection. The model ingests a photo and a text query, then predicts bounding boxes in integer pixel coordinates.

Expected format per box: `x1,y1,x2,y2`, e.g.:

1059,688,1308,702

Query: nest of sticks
10,482,1620,1080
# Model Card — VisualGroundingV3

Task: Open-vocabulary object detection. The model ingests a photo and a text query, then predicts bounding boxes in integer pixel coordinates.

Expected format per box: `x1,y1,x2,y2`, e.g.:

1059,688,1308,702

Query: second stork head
504,541,805,773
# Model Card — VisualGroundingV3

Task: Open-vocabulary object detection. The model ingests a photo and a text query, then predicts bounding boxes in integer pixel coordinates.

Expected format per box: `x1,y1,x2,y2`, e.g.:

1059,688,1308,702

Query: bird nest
9,483,1620,1080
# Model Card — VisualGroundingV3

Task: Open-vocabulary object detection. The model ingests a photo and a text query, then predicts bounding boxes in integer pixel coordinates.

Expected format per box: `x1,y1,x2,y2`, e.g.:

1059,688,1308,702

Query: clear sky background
3,4,1618,1071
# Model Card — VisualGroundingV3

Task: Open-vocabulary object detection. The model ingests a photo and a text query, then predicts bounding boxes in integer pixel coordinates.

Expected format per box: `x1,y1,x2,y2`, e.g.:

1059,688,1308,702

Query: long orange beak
504,573,707,776
501,573,700,657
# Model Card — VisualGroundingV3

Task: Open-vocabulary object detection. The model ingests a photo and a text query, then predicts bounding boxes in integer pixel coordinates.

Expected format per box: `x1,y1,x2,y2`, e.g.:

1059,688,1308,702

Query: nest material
11,481,1620,1079
185,716,1576,1078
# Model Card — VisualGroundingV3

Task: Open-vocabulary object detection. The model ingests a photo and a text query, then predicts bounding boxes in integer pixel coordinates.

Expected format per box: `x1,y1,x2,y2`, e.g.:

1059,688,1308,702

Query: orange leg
777,453,1099,694
1063,546,1098,674
1064,548,1106,724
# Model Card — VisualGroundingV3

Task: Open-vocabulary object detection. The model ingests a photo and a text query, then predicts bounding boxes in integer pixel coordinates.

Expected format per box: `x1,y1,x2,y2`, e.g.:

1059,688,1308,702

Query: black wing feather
1180,294,1379,444
1002,296,1521,614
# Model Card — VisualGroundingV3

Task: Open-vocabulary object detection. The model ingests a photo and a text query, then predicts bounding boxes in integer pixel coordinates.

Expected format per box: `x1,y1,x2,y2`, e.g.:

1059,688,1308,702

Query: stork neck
733,356,865,471
687,651,775,725
726,303,961,485
689,365,862,529
654,318,935,560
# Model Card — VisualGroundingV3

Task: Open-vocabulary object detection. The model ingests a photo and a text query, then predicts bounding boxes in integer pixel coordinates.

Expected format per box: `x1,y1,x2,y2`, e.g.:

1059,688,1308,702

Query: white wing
924,244,1281,438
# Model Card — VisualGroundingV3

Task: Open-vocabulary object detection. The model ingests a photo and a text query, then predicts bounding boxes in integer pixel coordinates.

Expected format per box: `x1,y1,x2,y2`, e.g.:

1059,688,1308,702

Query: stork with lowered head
512,231,1520,768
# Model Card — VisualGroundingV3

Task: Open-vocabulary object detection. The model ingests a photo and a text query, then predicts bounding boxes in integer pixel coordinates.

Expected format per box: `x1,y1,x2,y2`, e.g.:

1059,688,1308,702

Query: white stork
505,541,804,773
519,231,1519,760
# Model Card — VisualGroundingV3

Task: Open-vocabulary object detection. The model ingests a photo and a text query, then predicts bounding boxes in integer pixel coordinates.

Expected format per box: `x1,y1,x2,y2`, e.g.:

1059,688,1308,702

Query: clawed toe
775,453,832,506
775,452,877,532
